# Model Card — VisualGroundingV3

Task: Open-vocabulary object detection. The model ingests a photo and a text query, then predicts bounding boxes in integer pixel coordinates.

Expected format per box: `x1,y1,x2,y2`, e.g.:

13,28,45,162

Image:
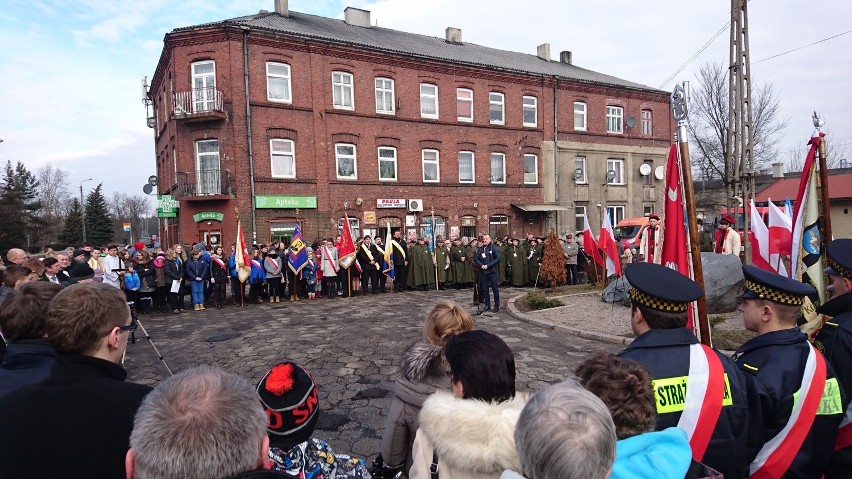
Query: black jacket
165,257,184,282
0,338,57,399
619,328,750,479
0,354,152,479
356,243,381,271
391,238,408,266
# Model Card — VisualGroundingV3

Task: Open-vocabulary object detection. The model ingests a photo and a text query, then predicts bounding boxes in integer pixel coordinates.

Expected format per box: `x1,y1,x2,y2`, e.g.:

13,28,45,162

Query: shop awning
511,203,571,212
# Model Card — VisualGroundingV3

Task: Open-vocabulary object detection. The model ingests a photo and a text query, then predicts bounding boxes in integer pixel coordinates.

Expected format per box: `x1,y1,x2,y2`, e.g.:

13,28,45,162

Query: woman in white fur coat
409,330,528,479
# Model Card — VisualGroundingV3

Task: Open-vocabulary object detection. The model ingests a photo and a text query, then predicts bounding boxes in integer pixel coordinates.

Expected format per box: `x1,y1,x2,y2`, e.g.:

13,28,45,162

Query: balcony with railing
171,87,226,122
174,169,235,201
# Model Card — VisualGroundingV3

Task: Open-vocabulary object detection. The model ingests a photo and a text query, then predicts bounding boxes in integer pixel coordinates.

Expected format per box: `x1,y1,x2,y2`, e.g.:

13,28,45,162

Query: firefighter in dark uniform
618,262,750,479
813,239,852,478
733,265,847,478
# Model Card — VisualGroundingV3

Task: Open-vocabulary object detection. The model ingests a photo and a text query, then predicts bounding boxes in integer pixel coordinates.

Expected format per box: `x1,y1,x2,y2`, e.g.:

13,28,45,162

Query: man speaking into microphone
474,234,501,313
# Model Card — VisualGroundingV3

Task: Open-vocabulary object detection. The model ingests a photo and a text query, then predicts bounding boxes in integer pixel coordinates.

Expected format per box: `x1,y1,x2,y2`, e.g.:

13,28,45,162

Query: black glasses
103,319,137,336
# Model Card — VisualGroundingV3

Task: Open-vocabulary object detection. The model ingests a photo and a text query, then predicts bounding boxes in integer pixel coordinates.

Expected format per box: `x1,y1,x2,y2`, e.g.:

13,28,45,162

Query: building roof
173,10,662,93
755,173,852,202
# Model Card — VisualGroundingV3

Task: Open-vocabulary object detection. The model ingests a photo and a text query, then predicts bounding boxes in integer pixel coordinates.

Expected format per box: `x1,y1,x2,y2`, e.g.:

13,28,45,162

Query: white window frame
523,154,538,185
522,96,538,127
377,146,398,181
458,151,475,184
641,109,652,135
335,143,358,180
375,77,395,115
420,83,439,119
338,218,360,239
422,149,440,183
607,205,626,226
332,71,354,110
574,206,587,233
489,92,505,125
574,156,587,184
191,60,216,113
270,139,295,178
606,105,624,133
266,62,291,103
607,158,625,185
573,101,587,131
456,88,473,122
490,153,506,184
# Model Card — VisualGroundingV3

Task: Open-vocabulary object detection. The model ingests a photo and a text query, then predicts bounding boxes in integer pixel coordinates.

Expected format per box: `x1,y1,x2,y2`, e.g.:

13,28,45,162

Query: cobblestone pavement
124,287,620,460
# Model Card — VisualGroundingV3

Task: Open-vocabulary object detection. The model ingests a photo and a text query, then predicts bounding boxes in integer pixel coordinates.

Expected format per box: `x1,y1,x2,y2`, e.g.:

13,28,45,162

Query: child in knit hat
257,362,370,478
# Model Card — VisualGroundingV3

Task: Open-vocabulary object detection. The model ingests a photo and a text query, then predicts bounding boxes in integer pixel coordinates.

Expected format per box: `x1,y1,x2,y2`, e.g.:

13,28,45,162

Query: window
641,109,653,135
195,139,220,195
458,151,475,183
335,144,357,179
573,101,587,131
420,83,438,119
607,159,625,185
490,153,506,184
457,88,473,122
523,96,537,127
378,147,397,181
643,159,654,186
266,62,291,103
606,106,623,133
607,206,625,226
523,154,538,184
489,215,509,239
332,71,354,110
191,60,216,113
375,77,395,114
644,205,655,217
420,216,446,240
489,92,504,124
338,218,360,239
574,206,587,233
574,157,587,184
270,139,295,178
422,149,440,182
460,216,477,239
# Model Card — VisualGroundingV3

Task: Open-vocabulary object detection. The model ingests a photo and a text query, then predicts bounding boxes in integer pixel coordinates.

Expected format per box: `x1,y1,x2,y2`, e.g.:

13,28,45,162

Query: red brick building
147,2,672,248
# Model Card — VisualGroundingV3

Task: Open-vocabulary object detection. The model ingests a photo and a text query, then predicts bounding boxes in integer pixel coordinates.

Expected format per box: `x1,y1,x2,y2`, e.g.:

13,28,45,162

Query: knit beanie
257,362,319,449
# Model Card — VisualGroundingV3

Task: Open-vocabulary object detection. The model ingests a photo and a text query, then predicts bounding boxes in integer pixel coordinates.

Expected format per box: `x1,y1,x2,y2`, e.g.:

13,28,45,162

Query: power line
753,30,852,63
658,22,729,89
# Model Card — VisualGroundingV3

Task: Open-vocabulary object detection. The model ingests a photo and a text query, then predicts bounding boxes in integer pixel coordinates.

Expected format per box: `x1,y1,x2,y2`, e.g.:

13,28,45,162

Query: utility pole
725,0,755,263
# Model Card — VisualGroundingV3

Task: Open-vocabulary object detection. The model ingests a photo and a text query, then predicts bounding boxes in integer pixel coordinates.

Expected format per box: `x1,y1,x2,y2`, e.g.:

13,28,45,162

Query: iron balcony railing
172,87,224,119
175,169,234,197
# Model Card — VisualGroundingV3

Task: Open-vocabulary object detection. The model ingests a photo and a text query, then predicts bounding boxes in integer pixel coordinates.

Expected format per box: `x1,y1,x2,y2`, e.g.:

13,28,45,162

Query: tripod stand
123,302,174,376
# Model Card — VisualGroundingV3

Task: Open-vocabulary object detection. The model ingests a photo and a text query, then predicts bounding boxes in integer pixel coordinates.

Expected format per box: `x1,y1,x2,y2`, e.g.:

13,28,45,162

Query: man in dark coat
0,283,152,479
474,234,501,313
733,265,847,479
391,230,408,292
619,262,751,479
356,235,381,294
813,238,852,478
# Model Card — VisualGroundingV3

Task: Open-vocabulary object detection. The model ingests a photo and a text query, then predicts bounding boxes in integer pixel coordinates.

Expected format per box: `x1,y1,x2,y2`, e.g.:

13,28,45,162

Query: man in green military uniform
435,239,451,290
509,238,527,287
497,237,509,285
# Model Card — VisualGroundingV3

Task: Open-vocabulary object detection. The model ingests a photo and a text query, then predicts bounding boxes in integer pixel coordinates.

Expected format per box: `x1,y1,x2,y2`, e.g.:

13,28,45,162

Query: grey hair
130,366,267,479
514,379,616,479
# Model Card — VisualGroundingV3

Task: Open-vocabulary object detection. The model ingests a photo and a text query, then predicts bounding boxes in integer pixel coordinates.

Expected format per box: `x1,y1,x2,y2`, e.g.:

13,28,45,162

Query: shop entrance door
200,229,222,247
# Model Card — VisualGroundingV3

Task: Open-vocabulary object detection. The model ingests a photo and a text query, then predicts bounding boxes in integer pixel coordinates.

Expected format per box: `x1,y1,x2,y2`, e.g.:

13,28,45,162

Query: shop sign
363,211,376,224
122,223,131,232
193,211,224,222
255,195,317,209
377,198,406,208
157,195,178,218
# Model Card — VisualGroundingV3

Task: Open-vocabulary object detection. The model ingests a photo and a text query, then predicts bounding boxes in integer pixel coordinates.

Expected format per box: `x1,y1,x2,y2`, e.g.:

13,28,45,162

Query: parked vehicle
613,217,651,248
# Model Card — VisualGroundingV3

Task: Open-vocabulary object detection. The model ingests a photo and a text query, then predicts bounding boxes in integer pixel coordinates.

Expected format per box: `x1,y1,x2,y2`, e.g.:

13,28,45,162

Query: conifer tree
539,229,566,291
59,199,84,246
85,183,114,246
0,160,43,251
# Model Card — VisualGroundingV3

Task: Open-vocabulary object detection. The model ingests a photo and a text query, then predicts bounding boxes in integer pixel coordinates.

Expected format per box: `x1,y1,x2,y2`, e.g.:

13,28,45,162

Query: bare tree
36,164,71,243
110,192,154,243
784,134,850,173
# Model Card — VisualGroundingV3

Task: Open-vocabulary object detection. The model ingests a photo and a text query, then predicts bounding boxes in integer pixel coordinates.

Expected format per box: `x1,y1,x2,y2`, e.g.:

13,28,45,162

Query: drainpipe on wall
552,75,560,234
242,27,258,243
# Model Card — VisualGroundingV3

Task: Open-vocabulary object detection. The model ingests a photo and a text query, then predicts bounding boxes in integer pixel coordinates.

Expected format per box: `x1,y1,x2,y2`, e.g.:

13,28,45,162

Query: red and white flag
767,199,792,276
582,213,604,270
749,200,774,272
599,210,622,277
661,144,689,273
235,219,251,283
337,215,357,269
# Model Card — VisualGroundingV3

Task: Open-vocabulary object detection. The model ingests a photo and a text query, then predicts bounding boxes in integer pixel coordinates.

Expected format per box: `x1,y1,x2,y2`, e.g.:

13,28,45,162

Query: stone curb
506,294,634,346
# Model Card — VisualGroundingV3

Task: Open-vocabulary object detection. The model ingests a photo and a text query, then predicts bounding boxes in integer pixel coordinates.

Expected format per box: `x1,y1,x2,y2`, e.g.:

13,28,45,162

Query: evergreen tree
539,229,567,291
85,183,114,246
59,199,84,245
0,160,43,252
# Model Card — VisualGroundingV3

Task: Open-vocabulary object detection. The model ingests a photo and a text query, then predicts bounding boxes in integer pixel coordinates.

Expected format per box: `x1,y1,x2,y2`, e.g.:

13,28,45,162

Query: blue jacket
124,271,141,291
611,428,692,479
249,259,265,284
473,242,501,273
228,254,238,278
0,339,57,399
185,257,209,281
302,261,317,283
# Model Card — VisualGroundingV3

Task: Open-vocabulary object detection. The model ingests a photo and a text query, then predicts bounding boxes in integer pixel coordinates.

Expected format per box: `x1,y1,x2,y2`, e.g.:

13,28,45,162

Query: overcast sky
1,0,849,205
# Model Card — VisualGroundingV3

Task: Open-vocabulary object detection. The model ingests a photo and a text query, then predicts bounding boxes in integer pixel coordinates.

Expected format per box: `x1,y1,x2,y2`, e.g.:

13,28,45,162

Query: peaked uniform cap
625,262,703,312
741,265,816,305
825,239,852,279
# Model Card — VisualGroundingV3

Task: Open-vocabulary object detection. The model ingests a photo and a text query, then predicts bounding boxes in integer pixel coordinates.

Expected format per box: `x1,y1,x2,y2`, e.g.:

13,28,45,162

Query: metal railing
173,87,224,116
175,169,233,197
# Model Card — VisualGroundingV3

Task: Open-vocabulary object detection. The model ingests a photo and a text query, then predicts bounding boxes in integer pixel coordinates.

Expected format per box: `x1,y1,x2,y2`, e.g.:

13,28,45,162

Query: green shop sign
193,211,225,222
157,195,178,218
254,195,317,209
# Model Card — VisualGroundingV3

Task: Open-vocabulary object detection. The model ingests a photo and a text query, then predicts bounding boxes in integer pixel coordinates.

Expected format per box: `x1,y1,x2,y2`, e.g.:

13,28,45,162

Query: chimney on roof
560,51,572,65
274,0,288,16
344,7,371,28
772,162,785,178
446,27,462,44
537,43,551,62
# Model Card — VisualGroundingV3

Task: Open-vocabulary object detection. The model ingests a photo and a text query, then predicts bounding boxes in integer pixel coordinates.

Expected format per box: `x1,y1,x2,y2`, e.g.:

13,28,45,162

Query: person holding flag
356,235,381,295
390,230,408,292
380,225,396,292
287,222,308,302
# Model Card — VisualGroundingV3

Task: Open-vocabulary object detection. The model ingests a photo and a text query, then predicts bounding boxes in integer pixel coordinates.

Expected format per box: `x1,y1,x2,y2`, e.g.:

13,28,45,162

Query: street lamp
80,178,93,242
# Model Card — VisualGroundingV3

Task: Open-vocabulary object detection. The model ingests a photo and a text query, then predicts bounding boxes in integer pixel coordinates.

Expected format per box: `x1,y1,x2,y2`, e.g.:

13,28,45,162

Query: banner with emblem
287,222,308,274
235,214,251,283
338,215,357,269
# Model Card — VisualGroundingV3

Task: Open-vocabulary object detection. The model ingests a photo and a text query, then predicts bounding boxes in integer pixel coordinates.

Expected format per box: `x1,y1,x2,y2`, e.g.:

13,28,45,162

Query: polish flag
582,213,604,269
749,200,774,272
599,210,623,277
768,199,792,276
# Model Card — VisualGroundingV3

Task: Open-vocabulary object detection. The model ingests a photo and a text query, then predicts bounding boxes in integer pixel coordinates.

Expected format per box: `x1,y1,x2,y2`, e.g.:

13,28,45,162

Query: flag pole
815,114,832,242
431,207,439,291
388,220,394,293
672,82,710,346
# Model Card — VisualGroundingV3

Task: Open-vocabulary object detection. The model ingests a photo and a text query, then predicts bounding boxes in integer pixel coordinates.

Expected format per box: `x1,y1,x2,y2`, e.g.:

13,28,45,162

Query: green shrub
526,292,562,310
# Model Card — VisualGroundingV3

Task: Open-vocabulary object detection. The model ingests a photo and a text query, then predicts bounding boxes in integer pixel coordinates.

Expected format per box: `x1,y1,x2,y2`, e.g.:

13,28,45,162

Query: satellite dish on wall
639,163,652,176
142,184,153,195
654,166,665,180
626,116,637,129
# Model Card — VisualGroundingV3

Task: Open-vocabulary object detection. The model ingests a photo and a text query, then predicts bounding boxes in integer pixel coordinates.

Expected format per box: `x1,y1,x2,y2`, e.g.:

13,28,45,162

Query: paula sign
376,198,405,209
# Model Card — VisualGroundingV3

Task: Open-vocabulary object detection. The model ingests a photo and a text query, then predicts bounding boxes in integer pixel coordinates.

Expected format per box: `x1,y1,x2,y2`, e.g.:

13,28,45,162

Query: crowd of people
0,236,851,479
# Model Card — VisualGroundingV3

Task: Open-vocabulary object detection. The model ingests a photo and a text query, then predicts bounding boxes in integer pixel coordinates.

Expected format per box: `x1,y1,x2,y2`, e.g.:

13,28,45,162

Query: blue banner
288,222,308,274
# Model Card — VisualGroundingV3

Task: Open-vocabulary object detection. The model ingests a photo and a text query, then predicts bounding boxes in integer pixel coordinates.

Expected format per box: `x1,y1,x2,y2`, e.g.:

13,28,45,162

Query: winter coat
381,342,451,472
135,261,156,290
264,254,283,279
165,257,184,282
0,339,57,399
185,257,209,281
228,254,239,278
319,245,339,278
123,271,141,291
153,256,167,287
302,260,318,284
611,428,692,479
409,390,529,479
268,438,370,479
210,255,230,283
249,259,265,284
